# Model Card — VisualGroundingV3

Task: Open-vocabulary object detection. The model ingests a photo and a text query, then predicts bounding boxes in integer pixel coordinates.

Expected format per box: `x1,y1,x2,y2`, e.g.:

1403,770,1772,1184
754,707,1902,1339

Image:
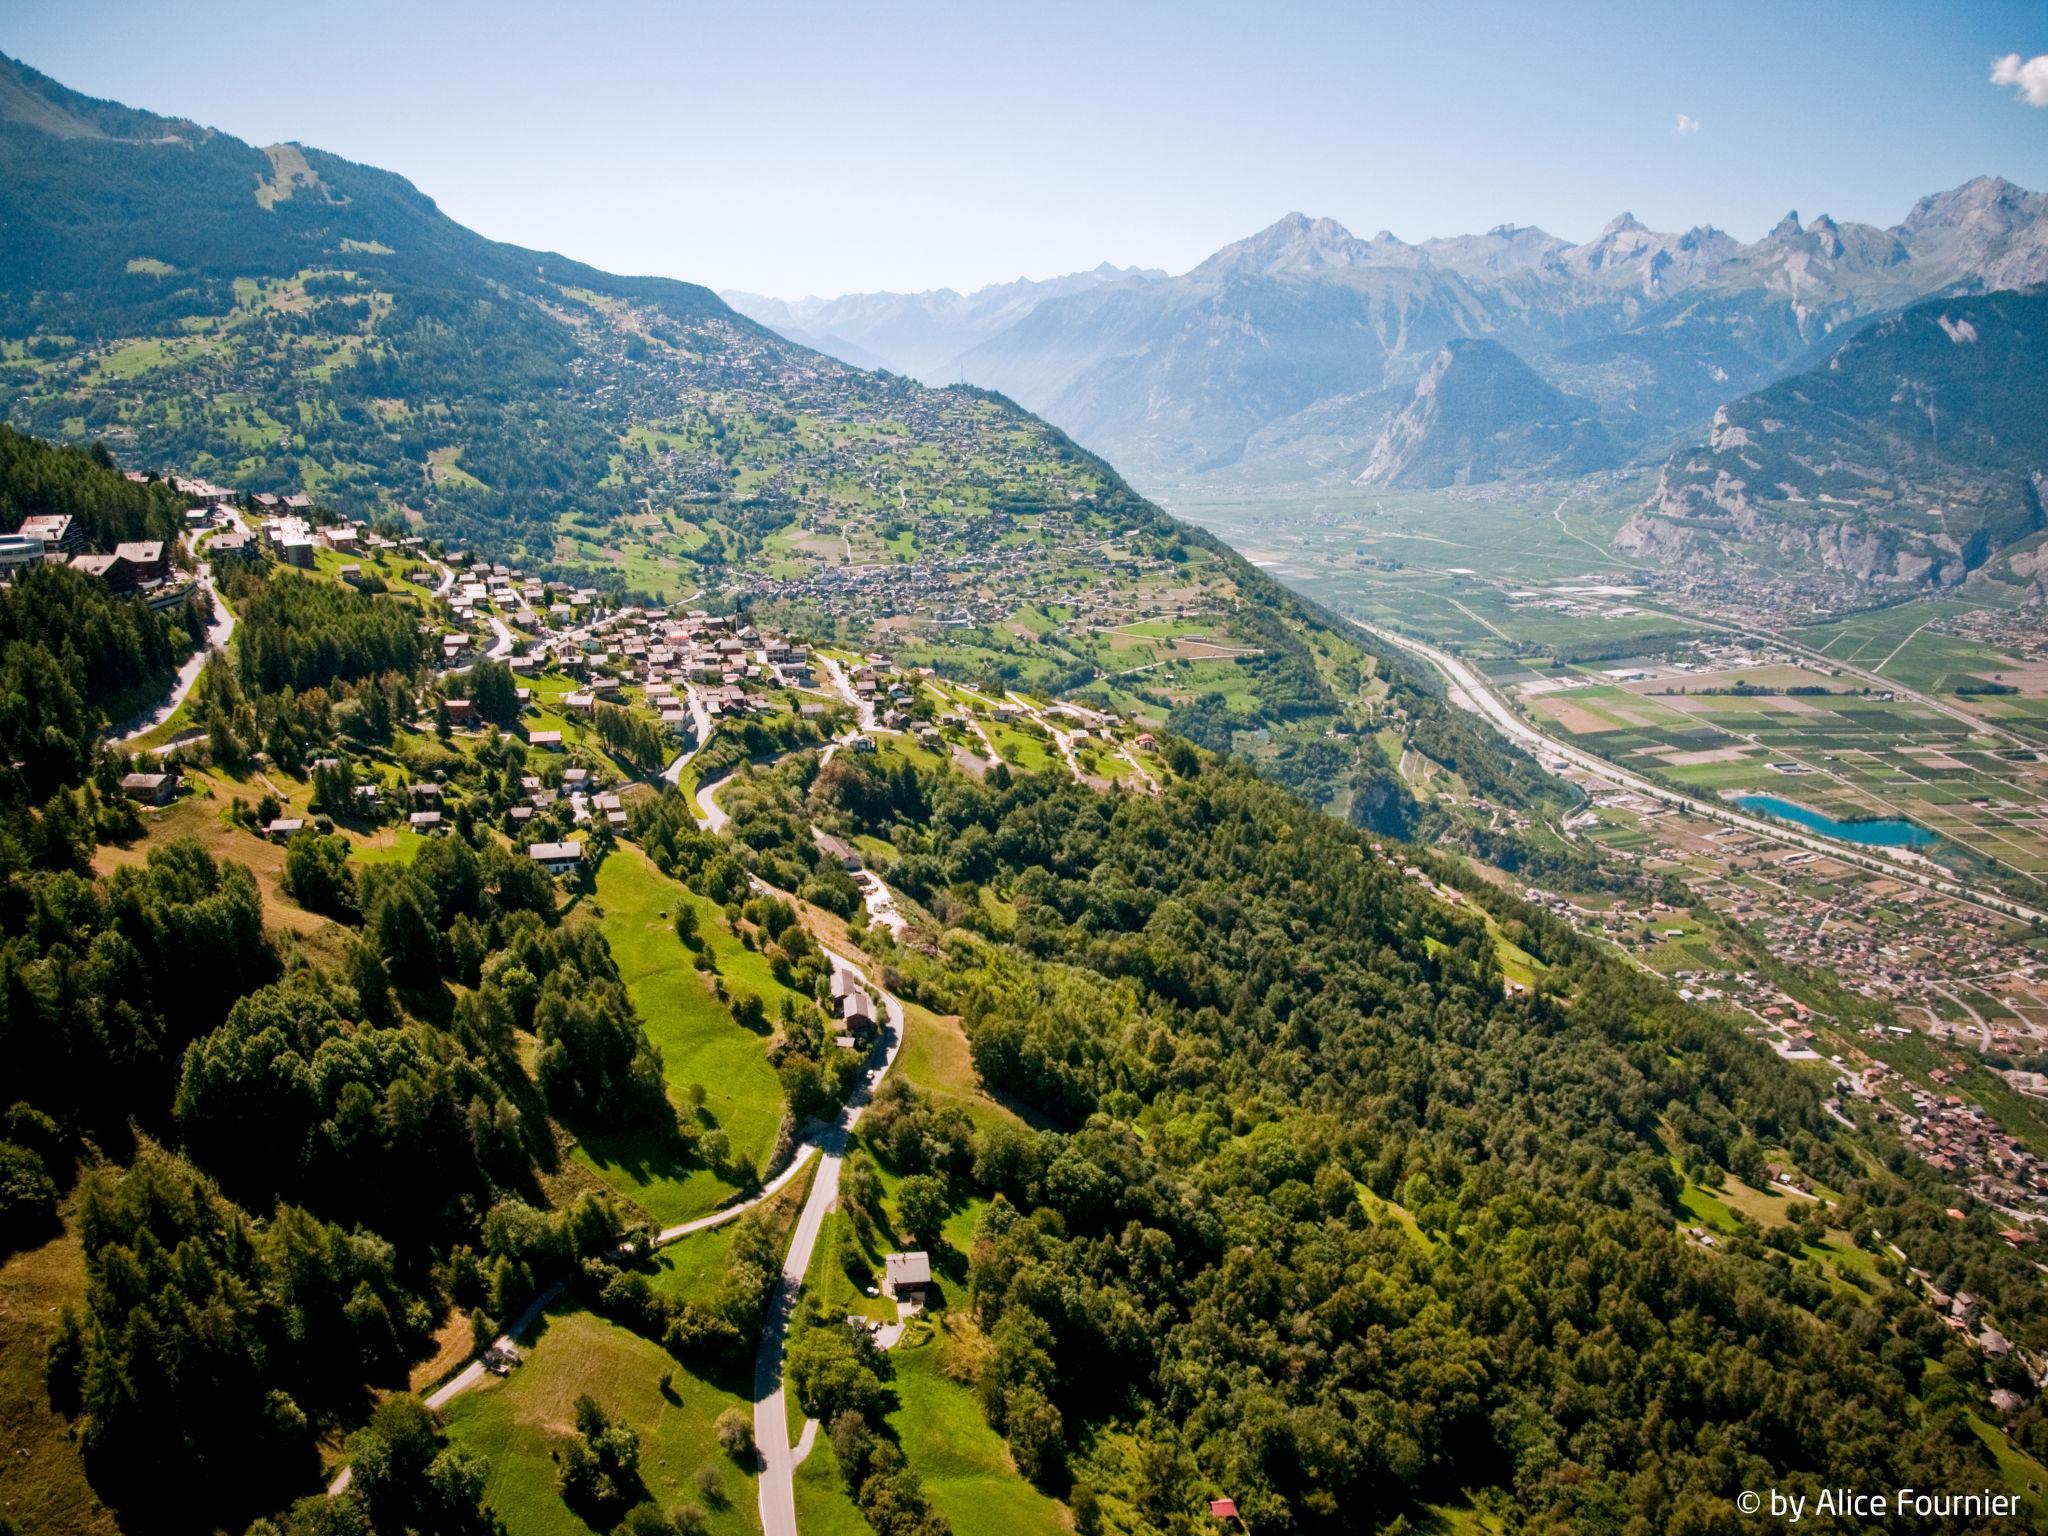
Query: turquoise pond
1733,794,1939,848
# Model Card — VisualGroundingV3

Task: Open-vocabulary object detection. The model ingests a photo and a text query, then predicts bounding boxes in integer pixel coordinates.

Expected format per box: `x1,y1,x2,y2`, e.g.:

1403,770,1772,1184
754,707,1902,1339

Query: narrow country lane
659,681,719,786
115,524,238,745
484,611,515,660
324,1064,854,1498
754,948,906,1536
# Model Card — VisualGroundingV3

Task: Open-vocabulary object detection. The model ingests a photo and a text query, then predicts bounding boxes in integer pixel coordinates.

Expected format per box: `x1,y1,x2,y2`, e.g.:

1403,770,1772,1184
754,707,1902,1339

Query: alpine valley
8,36,2048,1536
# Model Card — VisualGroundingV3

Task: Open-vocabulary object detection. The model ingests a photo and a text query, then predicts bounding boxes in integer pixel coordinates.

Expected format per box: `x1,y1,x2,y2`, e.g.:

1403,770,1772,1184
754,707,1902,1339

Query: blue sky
9,0,2048,297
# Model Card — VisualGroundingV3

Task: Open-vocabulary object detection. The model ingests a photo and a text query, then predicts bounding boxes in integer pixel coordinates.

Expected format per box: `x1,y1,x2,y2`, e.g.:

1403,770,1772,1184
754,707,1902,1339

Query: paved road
696,770,736,834
660,682,720,787
115,528,238,744
1360,620,2048,929
754,949,906,1536
820,655,877,732
326,1129,831,1497
484,611,515,661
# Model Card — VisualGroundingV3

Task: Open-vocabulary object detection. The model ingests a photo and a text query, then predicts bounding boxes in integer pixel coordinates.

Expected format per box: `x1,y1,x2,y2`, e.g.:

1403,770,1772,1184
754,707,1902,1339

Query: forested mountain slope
4,51,2047,1536
1356,338,1618,488
707,745,2048,1534
0,387,2041,1536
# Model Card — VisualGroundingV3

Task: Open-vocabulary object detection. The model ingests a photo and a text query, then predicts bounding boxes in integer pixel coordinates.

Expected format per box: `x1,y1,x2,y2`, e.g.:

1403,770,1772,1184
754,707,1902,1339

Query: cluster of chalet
0,509,171,599
443,551,600,631
540,606,822,738
249,763,598,877
725,476,1200,647
846,659,921,732
428,550,607,670
503,764,628,838
1897,1080,2048,1216
0,468,435,604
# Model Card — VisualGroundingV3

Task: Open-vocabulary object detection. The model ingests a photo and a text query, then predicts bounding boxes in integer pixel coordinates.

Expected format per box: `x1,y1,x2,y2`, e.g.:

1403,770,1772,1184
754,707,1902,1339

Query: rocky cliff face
1618,286,2048,587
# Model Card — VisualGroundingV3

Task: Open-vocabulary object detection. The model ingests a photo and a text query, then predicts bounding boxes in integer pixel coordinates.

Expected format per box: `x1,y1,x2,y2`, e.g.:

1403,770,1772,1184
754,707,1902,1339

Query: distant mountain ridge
783,183,2048,493
1357,338,1618,488
722,262,1165,382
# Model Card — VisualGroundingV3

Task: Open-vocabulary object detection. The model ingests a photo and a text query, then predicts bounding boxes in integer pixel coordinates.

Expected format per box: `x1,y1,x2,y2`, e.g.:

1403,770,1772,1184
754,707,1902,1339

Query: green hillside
0,51,1451,815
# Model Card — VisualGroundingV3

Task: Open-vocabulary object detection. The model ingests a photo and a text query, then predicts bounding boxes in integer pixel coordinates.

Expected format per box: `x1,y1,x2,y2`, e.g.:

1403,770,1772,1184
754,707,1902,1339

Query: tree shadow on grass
572,1116,705,1192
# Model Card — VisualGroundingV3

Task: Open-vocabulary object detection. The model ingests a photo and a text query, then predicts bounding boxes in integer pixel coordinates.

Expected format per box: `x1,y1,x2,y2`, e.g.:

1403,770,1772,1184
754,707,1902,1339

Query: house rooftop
884,1251,930,1288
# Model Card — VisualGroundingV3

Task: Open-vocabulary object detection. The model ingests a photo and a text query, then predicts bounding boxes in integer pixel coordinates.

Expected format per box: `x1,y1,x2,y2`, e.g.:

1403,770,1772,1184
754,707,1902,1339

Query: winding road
326,1111,844,1496
660,682,720,787
818,655,877,731
754,949,906,1536
115,526,238,745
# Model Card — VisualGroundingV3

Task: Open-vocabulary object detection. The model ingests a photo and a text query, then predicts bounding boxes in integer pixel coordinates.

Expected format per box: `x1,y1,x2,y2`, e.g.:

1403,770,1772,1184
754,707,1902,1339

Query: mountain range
4,41,2045,604
722,262,1164,381
731,184,2048,497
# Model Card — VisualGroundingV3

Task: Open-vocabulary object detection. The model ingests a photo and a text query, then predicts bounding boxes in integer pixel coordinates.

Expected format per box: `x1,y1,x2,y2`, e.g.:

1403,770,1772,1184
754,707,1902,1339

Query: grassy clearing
792,1432,875,1536
644,1166,813,1311
895,1001,1035,1136
91,786,353,965
1356,1183,1433,1248
1967,1407,2048,1510
576,847,788,1222
441,1303,760,1536
884,1316,1068,1536
0,1224,122,1536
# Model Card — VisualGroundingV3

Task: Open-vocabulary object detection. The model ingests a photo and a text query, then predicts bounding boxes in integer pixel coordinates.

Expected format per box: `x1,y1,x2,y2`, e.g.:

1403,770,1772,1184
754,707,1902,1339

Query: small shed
882,1251,931,1304
120,771,178,806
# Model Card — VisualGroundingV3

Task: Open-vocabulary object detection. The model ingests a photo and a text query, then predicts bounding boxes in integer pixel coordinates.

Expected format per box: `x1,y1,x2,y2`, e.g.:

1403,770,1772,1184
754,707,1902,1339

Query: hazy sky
10,0,2048,298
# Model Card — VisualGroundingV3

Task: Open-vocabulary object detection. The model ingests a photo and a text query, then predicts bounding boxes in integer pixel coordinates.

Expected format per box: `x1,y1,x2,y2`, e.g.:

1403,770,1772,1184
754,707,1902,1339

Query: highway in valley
1357,619,2048,929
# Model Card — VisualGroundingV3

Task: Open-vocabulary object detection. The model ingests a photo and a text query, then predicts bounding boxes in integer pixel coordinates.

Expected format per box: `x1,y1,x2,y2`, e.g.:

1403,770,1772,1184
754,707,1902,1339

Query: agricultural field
1515,657,2048,887
1178,485,2048,899
1172,479,1671,655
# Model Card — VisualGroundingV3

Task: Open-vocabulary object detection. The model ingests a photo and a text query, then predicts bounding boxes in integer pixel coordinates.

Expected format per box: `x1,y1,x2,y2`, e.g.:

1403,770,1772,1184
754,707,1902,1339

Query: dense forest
696,746,2048,1533
0,426,185,550
0,433,683,1533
